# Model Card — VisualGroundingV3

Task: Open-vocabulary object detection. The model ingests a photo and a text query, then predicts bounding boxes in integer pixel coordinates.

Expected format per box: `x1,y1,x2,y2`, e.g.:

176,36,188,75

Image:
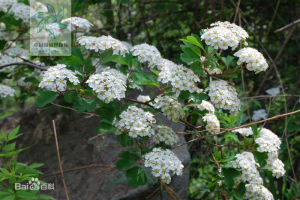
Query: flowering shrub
0,6,291,198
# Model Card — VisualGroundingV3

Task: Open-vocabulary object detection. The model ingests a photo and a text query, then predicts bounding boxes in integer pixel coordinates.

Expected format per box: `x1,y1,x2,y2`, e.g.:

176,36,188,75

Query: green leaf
36,90,59,107
180,46,199,65
116,150,140,170
253,151,268,167
97,102,120,123
126,167,147,187
39,194,55,200
64,91,77,103
131,72,160,87
221,55,234,67
7,126,21,141
222,168,240,189
96,120,116,134
15,190,38,200
117,134,133,147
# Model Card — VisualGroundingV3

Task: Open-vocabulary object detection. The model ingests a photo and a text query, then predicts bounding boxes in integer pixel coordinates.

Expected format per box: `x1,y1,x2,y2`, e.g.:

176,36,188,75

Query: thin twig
0,62,47,70
274,18,300,33
161,181,181,200
175,109,300,148
41,163,113,178
52,120,70,200
51,102,100,118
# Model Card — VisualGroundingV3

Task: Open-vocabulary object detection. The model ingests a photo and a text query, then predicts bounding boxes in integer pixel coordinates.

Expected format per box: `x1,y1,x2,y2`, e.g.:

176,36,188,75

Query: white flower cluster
154,126,179,146
255,128,281,153
196,100,215,113
245,184,274,200
266,151,285,178
252,109,268,121
8,3,34,23
77,35,129,56
211,21,249,41
255,128,285,178
201,21,248,50
39,64,79,92
131,43,161,68
153,95,184,122
144,147,184,184
0,0,16,12
202,113,220,133
244,184,274,200
156,58,176,70
207,80,241,114
232,152,263,185
87,68,126,103
0,54,22,72
114,106,156,138
234,47,268,73
62,17,93,32
0,84,15,98
4,47,28,59
158,63,201,96
232,127,253,137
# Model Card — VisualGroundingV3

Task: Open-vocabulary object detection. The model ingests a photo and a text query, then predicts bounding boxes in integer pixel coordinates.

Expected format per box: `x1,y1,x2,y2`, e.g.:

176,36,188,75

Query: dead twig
274,18,300,33
52,120,70,200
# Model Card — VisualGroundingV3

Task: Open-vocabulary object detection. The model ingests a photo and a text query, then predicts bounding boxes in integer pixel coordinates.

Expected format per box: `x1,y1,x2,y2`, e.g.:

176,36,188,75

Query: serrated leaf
36,90,59,107
222,168,240,189
126,167,147,187
117,134,133,147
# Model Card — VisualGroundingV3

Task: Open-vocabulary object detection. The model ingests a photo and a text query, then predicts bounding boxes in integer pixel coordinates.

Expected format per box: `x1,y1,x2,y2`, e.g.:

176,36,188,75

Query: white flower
144,147,184,184
234,47,268,73
207,80,241,114
158,63,201,96
205,66,222,75
153,95,184,122
0,54,22,72
0,84,15,98
77,35,129,56
39,64,79,92
153,126,179,146
131,43,161,68
137,95,151,103
201,21,248,50
266,151,285,178
245,184,274,200
86,68,126,103
255,128,281,153
232,127,253,137
155,58,176,70
265,87,280,96
196,100,215,113
61,17,93,32
0,0,17,12
232,152,263,185
4,47,28,59
8,3,35,23
202,113,220,133
113,106,156,138
252,109,267,121
210,21,249,41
